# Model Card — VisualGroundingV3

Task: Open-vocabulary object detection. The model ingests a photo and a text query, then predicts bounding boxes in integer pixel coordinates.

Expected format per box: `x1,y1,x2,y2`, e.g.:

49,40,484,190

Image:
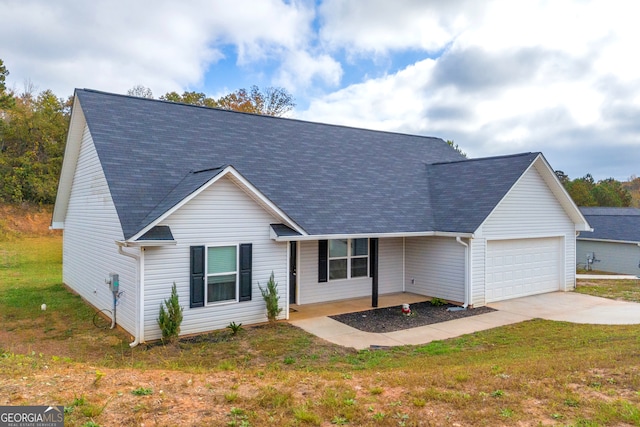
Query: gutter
273,230,475,242
577,237,640,245
117,240,176,247
456,237,471,308
117,243,143,348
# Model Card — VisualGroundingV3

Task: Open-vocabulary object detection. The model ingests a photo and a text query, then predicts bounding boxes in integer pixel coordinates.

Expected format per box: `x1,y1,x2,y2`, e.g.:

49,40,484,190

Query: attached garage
485,237,563,302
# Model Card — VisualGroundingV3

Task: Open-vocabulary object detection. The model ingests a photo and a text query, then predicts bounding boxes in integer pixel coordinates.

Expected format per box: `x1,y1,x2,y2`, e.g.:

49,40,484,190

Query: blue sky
1,0,639,181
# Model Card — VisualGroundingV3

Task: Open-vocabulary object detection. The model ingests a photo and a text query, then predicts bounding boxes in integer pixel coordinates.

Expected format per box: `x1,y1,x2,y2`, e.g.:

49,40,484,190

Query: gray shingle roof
579,207,640,242
270,224,302,237
428,153,539,233
75,89,540,240
138,226,175,241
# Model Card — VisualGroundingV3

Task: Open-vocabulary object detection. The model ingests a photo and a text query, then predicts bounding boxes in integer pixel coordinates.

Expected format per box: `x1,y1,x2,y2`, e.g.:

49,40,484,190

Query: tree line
0,58,637,207
128,84,295,117
0,59,294,204
555,171,638,208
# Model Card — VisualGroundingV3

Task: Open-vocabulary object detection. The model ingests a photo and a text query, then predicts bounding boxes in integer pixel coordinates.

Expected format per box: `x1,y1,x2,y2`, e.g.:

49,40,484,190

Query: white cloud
0,0,638,180
301,59,436,130
275,50,343,93
0,0,318,96
302,0,640,180
318,0,477,54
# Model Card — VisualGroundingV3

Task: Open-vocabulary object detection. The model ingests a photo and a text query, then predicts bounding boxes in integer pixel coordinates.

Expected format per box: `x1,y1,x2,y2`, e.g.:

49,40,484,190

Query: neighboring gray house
577,207,640,275
51,89,591,345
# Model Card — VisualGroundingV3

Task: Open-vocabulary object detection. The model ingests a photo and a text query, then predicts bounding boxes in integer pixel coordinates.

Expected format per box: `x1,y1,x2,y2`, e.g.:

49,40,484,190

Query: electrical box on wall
107,273,119,293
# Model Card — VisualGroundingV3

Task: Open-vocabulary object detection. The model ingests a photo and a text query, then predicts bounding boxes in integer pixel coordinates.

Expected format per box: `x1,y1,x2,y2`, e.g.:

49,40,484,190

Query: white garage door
486,237,562,302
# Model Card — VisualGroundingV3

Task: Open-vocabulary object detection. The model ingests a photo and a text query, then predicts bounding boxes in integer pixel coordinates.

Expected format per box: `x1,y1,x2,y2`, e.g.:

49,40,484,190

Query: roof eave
272,230,474,242
116,240,177,248
532,155,591,230
125,165,307,243
51,93,86,228
577,237,640,245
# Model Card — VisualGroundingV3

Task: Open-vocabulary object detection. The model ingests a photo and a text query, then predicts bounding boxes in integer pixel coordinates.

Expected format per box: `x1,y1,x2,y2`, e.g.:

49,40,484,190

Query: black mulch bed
330,301,496,333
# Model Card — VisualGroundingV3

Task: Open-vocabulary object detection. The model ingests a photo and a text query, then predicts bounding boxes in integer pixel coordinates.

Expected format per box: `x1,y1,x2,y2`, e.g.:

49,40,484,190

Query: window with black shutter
190,243,252,306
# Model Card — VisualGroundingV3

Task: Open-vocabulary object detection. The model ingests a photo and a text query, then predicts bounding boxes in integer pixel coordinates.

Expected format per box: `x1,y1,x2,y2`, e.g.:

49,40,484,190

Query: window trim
327,238,369,281
205,243,239,305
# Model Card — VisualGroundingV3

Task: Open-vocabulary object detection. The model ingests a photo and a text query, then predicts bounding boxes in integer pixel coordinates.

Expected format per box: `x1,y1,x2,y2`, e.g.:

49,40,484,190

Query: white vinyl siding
405,236,465,303
63,125,137,336
296,238,403,305
143,176,287,341
470,238,486,306
475,165,576,304
298,240,370,304
378,238,404,295
577,240,640,275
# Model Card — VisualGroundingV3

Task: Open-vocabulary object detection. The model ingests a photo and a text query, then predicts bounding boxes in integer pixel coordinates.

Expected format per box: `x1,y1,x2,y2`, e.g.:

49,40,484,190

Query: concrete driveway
289,292,640,350
488,291,640,325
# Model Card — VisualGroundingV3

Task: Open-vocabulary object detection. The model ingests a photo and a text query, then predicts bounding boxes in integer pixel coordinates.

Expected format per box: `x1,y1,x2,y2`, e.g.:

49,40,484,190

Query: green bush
430,297,446,306
227,321,243,335
157,282,183,343
259,272,282,323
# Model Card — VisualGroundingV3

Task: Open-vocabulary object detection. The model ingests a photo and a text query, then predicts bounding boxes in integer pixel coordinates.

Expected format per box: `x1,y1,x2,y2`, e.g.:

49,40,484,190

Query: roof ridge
429,152,539,167
75,88,446,142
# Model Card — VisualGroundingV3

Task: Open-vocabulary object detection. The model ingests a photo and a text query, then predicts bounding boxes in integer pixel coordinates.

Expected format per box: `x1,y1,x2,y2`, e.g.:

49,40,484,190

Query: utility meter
107,273,119,293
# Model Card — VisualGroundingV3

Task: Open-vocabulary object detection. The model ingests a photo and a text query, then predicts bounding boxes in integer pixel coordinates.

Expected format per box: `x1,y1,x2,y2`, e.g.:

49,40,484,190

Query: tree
157,282,183,344
592,178,632,207
216,85,295,116
0,59,14,110
0,87,71,204
446,140,467,158
259,272,282,323
567,180,596,206
563,173,632,207
554,170,569,186
622,175,640,207
160,85,295,117
127,84,153,99
159,90,218,108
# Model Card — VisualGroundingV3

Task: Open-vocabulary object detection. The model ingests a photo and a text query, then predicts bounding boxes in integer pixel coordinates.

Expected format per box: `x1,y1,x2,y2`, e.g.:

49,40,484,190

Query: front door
289,241,297,304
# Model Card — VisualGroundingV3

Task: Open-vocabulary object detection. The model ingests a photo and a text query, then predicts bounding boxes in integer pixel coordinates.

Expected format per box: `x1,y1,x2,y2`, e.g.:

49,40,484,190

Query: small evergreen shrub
259,272,282,323
157,282,183,343
430,297,446,306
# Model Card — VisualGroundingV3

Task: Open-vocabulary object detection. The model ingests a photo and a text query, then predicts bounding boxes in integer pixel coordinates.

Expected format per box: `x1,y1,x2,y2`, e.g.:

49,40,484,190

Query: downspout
285,241,291,321
456,237,470,308
402,237,406,292
118,245,143,348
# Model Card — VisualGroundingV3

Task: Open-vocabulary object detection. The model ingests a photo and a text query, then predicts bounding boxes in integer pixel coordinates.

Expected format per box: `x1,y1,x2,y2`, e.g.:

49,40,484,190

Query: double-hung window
328,238,368,280
207,245,237,303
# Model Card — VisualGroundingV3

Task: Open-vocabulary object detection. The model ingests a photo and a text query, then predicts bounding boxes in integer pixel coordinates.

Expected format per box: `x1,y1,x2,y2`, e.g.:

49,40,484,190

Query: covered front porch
288,292,428,320
286,235,470,310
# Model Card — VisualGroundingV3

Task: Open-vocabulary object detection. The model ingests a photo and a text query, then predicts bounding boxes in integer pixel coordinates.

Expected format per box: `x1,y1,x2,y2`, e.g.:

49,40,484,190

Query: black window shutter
318,240,328,283
190,246,205,308
239,243,252,301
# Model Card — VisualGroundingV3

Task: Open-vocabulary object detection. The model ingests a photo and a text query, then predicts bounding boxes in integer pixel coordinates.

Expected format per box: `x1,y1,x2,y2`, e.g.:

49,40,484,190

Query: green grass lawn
576,278,640,303
1,235,640,426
